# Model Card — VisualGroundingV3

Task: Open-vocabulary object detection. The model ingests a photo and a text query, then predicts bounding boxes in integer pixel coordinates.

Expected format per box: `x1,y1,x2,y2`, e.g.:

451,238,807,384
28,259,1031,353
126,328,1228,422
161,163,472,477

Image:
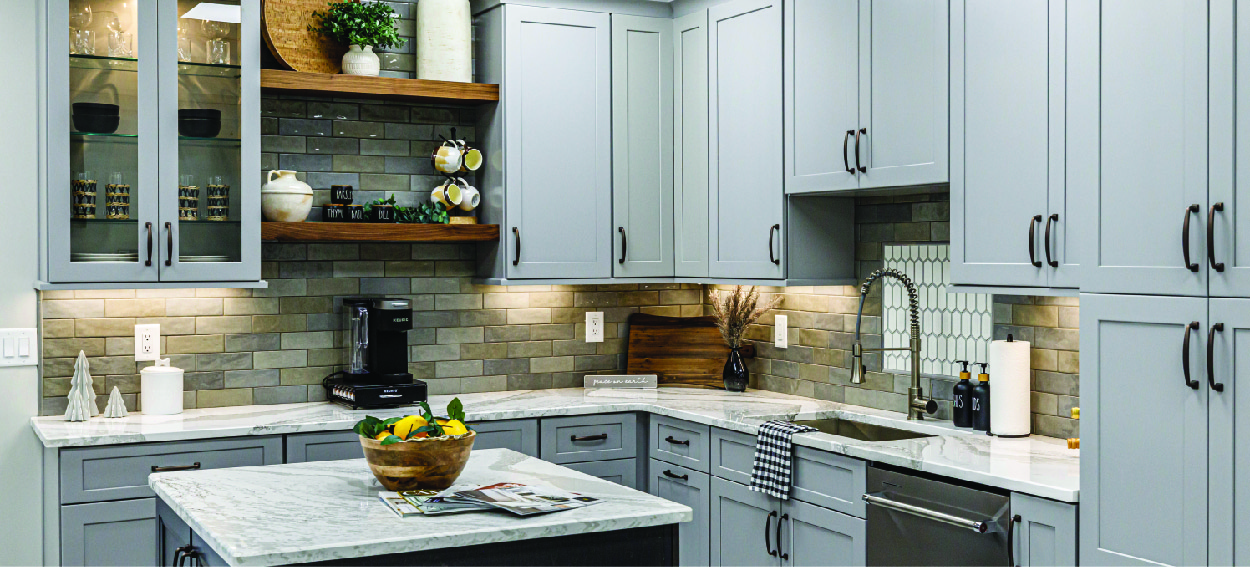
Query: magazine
378,492,423,517
453,482,603,516
398,488,494,515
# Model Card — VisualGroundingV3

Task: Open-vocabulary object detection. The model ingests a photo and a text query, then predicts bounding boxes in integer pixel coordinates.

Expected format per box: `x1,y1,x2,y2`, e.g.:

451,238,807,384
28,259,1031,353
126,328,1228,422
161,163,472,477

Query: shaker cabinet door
1206,298,1250,565
650,461,711,567
61,499,158,567
1209,1,1250,297
503,5,613,279
782,499,866,567
1010,493,1078,567
673,9,710,278
710,477,781,567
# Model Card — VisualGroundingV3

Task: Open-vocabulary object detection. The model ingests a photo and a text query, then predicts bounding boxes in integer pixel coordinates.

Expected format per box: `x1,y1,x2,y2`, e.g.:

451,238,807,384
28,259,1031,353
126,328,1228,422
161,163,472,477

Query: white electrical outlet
774,314,788,348
586,312,604,343
135,324,160,361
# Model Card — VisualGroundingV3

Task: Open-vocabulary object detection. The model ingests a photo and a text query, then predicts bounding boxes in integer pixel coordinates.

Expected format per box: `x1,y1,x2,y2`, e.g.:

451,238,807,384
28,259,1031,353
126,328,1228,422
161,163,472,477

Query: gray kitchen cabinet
1010,493,1078,567
650,415,711,472
540,413,637,464
707,0,784,280
855,0,948,189
1075,0,1210,297
471,418,540,457
564,458,639,490
781,498,865,567
710,476,781,567
951,0,1077,290
1207,297,1248,564
1080,293,1209,566
61,499,157,567
612,14,674,278
475,4,614,280
285,430,363,463
649,460,710,566
1210,0,1250,298
157,498,192,567
673,9,709,278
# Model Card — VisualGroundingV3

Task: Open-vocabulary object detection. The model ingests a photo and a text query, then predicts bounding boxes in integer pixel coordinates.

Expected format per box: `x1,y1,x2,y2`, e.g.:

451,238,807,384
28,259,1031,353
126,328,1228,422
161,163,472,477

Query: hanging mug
431,140,464,174
457,178,480,212
432,180,462,209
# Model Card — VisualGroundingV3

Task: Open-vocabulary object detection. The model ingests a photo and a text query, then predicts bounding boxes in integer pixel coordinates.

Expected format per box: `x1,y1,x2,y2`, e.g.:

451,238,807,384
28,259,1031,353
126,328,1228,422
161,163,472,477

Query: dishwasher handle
863,493,993,534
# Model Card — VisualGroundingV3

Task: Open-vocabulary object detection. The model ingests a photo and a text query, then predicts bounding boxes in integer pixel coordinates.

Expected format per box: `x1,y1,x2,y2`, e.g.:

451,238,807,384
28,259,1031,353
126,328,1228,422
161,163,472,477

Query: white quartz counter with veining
149,448,692,567
34,387,1081,501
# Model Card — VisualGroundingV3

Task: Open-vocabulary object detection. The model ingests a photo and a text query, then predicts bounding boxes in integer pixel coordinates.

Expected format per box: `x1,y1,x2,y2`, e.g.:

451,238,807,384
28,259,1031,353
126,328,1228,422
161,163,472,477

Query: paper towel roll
417,0,472,83
989,338,1031,436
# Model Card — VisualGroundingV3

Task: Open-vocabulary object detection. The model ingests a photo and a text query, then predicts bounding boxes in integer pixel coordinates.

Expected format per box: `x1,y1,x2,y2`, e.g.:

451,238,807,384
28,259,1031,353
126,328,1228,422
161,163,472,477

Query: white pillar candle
417,0,472,83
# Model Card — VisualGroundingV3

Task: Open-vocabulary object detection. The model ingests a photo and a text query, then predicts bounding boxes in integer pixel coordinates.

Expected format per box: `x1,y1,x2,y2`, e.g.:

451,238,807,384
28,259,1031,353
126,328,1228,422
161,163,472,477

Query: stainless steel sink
792,418,937,442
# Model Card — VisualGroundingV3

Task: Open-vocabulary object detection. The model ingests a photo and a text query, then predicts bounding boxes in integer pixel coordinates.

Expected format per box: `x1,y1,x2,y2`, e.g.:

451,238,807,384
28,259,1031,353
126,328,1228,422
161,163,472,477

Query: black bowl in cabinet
71,103,120,134
178,109,222,138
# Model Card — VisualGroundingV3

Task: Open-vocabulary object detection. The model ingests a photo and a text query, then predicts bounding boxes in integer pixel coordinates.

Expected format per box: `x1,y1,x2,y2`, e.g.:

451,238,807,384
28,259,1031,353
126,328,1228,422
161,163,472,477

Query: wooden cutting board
262,0,345,74
626,314,755,389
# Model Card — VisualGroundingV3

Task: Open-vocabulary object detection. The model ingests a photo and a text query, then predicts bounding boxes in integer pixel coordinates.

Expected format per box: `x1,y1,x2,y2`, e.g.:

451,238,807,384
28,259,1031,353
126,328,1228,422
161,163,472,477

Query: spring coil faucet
851,268,938,420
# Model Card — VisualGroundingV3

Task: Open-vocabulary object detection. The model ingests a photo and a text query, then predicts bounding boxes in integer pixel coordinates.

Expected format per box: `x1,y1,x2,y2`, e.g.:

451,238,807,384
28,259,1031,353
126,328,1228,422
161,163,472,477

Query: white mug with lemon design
432,179,462,209
432,140,484,174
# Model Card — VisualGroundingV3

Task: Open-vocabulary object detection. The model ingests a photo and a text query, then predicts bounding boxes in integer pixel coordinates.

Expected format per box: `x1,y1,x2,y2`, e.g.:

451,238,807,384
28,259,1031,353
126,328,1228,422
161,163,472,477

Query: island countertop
35,387,1080,502
149,448,693,567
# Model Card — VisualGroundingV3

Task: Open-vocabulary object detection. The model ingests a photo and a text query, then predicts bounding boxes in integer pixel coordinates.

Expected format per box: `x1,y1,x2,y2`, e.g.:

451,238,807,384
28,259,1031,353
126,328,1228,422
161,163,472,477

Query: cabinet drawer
60,498,157,567
540,414,637,464
564,458,638,490
472,418,539,457
285,431,363,463
791,445,866,518
709,427,757,484
649,415,710,472
59,436,283,504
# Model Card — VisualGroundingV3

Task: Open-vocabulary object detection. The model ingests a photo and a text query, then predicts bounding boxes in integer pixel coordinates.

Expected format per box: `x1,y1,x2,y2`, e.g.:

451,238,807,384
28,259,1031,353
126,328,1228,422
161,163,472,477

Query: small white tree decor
104,386,128,418
64,351,100,421
709,286,780,392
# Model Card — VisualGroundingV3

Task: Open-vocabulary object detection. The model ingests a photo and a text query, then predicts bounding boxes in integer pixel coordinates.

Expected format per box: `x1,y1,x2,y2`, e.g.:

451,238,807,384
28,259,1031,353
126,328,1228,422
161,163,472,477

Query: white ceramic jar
261,170,313,222
417,0,472,82
140,360,184,415
342,44,381,76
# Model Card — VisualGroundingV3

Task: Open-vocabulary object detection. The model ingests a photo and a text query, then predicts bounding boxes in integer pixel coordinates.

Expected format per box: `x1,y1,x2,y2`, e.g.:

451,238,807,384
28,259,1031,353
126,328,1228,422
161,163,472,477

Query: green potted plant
309,1,406,76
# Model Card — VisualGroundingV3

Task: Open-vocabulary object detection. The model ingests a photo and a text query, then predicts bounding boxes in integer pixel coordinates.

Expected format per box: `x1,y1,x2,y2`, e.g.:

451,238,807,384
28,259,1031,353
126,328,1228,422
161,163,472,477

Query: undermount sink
792,418,937,443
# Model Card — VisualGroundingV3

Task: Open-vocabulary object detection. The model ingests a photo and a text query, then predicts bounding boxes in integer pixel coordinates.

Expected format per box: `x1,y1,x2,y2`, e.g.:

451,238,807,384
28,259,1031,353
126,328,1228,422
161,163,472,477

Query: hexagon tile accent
882,244,992,377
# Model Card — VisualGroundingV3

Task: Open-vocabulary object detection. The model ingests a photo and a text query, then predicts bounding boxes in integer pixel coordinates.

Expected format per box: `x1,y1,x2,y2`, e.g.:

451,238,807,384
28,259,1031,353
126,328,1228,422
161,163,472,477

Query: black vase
723,347,749,392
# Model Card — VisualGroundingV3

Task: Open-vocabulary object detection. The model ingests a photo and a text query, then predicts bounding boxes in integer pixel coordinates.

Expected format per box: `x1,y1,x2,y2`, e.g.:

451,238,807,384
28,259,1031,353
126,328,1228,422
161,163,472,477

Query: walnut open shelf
261,222,499,243
260,70,499,104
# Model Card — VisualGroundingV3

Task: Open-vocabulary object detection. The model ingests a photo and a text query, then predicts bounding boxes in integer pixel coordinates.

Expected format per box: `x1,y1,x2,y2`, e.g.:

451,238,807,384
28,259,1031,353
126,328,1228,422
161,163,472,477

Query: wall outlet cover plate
586,312,604,343
774,314,788,349
135,323,160,361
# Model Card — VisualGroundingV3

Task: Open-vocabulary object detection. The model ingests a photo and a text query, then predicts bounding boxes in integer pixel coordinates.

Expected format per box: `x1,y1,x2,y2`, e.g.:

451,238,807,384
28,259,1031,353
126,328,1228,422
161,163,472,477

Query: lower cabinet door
157,498,191,567
710,476,781,567
285,431,364,463
781,499,865,567
1010,493,1078,567
564,458,638,489
649,460,711,566
61,498,157,567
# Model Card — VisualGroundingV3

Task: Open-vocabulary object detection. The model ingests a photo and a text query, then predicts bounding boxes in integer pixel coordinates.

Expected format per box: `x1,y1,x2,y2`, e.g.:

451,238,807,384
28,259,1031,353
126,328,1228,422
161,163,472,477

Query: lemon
393,415,427,439
374,431,392,441
442,419,469,436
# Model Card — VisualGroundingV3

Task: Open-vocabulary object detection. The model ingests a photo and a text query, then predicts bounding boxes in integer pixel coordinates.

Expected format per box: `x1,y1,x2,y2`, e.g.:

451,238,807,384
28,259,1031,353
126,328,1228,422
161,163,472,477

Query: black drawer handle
152,462,201,473
778,513,789,560
843,130,854,173
1209,323,1225,392
512,227,521,266
1209,202,1225,272
570,433,608,442
765,510,778,557
1028,215,1043,268
1183,321,1200,390
664,435,690,446
145,222,153,267
618,227,627,264
1044,214,1059,267
165,222,174,267
1183,204,1200,272
662,469,689,481
855,128,867,173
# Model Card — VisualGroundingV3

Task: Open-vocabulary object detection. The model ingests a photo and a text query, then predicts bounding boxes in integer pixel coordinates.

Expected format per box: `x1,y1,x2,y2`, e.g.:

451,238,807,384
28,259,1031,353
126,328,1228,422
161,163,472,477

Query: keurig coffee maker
325,298,427,409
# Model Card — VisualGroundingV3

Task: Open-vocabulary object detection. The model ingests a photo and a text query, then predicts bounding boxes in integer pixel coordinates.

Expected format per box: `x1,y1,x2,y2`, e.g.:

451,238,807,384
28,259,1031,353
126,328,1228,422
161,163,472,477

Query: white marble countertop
150,448,692,567
35,387,1081,502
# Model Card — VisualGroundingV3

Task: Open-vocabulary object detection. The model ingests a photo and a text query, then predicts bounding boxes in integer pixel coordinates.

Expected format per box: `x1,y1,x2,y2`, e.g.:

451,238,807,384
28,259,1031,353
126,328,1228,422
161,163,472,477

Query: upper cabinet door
673,10,709,278
1210,0,1250,298
46,0,160,284
1078,0,1209,296
612,15,674,278
856,0,948,189
950,0,1055,288
784,0,859,195
504,6,612,279
708,0,784,279
1080,293,1209,567
157,0,260,282
1207,297,1250,565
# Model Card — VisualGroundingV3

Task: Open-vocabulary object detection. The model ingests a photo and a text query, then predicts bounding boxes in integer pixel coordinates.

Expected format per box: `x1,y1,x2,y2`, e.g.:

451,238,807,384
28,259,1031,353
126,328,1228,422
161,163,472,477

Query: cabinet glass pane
68,0,140,263
176,0,242,263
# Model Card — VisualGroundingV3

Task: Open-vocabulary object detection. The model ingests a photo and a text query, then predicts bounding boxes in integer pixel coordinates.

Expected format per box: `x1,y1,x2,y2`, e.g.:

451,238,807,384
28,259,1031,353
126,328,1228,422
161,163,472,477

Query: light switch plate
135,324,160,361
0,328,37,367
586,312,604,343
774,314,788,348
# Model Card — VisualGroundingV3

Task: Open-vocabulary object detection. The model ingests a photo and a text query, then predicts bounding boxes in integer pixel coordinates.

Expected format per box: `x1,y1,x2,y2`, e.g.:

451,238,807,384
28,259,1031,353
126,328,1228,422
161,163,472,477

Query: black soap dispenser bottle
952,360,973,428
972,363,991,432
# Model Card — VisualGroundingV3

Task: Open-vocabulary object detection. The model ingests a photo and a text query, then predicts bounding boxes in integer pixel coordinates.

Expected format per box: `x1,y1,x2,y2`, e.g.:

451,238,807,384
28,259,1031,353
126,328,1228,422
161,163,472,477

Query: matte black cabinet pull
1183,204,1200,272
1007,514,1022,567
570,433,607,442
765,511,778,557
145,222,153,267
1208,323,1225,392
1044,214,1059,267
512,227,521,266
664,435,690,446
1028,215,1043,268
843,130,855,173
855,128,867,173
769,224,780,265
152,462,201,473
164,222,173,267
618,227,627,264
1183,321,1200,390
1209,202,1225,272
777,513,789,560
662,469,689,481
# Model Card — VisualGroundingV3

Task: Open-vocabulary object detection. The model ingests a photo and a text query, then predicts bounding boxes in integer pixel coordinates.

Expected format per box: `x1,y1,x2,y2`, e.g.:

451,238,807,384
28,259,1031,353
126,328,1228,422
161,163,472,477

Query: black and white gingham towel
749,420,817,499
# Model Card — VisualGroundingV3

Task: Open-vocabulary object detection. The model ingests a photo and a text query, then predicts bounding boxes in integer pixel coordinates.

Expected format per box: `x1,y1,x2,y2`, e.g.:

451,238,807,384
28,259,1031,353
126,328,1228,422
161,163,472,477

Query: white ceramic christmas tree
64,351,99,421
104,386,128,418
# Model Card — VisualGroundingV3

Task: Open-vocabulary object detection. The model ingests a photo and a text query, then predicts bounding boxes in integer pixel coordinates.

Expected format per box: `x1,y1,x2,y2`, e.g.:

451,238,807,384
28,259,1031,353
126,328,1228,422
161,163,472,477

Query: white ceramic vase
417,0,472,82
261,170,313,222
342,44,381,76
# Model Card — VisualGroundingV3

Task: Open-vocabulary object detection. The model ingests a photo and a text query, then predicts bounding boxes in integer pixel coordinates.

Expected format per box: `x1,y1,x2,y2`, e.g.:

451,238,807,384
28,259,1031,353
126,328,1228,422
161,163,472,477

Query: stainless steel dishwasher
864,466,1014,566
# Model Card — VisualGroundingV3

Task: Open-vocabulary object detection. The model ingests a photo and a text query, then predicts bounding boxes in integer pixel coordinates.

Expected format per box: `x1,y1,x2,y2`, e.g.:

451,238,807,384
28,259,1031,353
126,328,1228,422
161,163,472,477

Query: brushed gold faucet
850,269,937,420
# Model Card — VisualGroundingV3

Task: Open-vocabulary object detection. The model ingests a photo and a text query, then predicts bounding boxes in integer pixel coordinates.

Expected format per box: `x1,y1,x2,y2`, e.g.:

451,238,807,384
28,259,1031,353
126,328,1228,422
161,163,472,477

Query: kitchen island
149,448,692,567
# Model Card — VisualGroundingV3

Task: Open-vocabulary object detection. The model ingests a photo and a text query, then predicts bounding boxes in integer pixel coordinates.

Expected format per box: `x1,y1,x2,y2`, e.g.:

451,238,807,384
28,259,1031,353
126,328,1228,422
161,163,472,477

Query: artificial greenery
309,1,405,49
364,194,450,224
351,398,473,446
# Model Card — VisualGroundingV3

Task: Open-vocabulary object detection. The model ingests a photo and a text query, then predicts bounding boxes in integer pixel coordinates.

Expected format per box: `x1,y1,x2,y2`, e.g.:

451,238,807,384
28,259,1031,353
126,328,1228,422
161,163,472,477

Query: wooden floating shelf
260,69,499,104
262,222,499,243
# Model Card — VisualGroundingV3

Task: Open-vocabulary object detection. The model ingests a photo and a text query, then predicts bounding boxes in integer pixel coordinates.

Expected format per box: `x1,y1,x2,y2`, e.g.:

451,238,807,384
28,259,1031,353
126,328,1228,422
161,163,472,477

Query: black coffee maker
325,298,427,409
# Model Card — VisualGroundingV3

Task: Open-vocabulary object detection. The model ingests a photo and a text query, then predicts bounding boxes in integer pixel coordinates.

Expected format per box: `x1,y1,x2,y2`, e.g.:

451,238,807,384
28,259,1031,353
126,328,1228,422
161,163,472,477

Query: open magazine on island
379,482,602,517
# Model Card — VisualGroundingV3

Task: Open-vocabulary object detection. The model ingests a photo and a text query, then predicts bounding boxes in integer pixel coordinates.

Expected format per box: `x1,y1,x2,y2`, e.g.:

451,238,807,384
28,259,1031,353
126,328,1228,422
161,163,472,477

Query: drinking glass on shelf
207,38,230,65
177,26,192,62
107,31,132,58
68,3,92,54
74,30,97,56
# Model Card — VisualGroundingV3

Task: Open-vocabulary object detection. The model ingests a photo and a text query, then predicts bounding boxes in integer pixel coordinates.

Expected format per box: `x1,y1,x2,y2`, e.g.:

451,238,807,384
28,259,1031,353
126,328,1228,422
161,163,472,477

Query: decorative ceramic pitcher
261,170,313,222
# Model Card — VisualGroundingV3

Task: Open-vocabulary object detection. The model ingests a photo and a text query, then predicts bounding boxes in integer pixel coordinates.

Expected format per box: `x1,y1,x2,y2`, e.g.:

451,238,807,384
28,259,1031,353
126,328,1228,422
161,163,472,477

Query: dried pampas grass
710,286,780,349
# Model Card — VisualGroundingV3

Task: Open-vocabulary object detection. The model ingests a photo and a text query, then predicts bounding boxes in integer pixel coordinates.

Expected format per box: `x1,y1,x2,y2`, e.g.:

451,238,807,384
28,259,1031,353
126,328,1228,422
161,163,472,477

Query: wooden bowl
359,430,475,491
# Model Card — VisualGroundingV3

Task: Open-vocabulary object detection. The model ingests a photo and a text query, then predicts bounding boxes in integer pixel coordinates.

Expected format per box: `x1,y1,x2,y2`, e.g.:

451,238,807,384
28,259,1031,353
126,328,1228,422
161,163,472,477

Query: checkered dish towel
749,420,817,499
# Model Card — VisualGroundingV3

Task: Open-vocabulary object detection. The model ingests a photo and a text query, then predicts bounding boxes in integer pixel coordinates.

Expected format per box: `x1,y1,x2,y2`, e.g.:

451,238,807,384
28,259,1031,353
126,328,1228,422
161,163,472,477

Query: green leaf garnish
379,435,403,446
447,398,465,423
